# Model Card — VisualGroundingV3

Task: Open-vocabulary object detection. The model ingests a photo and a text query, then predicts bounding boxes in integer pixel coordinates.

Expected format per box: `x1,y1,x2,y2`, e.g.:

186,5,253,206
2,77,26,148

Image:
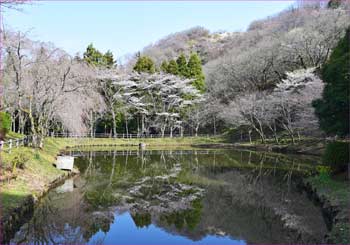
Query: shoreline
300,177,349,243
0,170,79,244
194,140,326,156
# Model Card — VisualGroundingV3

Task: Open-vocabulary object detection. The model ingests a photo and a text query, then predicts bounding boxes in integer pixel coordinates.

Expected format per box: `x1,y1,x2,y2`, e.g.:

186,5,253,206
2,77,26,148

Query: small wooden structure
55,156,74,171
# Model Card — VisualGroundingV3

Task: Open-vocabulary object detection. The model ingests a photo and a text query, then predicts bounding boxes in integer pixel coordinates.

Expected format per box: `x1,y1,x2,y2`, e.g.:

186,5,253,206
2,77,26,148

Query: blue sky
3,1,294,62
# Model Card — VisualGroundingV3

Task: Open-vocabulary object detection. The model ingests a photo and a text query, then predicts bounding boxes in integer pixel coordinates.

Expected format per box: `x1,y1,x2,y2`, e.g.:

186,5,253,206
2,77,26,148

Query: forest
0,1,349,145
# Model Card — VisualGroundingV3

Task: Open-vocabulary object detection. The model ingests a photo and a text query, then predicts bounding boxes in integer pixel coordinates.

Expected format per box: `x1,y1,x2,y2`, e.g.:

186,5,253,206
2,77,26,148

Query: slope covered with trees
1,1,349,143
124,3,349,140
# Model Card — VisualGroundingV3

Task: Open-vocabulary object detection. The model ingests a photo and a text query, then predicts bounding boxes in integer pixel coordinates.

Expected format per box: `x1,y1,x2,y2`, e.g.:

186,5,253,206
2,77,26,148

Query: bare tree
2,29,102,145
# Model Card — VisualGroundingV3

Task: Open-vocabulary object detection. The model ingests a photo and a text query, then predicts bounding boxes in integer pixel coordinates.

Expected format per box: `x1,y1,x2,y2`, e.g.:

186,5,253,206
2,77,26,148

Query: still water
11,148,328,244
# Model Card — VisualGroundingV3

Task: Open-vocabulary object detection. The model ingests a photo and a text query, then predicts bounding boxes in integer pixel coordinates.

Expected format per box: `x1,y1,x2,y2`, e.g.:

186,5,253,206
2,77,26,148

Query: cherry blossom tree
111,73,202,137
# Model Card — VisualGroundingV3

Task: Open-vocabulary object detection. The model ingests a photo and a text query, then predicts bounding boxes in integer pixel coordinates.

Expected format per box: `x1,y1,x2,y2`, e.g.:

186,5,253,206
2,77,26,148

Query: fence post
16,140,19,148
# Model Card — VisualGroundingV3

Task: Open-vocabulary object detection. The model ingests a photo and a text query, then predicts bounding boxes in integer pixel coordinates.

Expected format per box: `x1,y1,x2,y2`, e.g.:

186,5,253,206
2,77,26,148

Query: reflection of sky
89,212,246,245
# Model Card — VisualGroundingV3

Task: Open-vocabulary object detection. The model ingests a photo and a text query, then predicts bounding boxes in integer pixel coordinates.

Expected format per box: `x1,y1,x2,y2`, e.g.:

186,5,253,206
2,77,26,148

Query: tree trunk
125,116,129,138
161,125,166,138
27,98,40,148
268,122,279,144
290,133,295,144
111,110,117,138
213,116,216,136
248,130,252,144
258,121,265,144
90,110,94,138
141,114,145,136
137,116,140,137
11,114,15,132
18,112,24,134
195,124,199,137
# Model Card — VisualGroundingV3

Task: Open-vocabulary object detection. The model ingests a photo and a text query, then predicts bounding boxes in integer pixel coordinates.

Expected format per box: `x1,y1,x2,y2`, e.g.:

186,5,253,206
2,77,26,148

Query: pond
10,148,328,244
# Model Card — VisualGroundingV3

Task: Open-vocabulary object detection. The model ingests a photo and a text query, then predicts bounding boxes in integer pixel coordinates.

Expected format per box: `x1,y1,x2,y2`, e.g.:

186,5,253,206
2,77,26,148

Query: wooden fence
50,132,213,138
0,136,33,152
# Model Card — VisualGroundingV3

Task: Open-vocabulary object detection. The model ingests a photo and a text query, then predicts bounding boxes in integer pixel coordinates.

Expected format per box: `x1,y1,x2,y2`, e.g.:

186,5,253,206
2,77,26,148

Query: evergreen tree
167,60,179,75
133,56,156,74
187,52,205,92
176,53,189,77
327,0,342,8
313,28,349,136
160,61,169,73
103,50,115,68
83,44,115,69
83,43,103,66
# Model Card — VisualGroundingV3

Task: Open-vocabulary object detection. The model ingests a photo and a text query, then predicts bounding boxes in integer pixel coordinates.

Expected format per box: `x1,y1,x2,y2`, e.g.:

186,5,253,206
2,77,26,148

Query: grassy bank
0,136,223,217
1,138,72,215
305,174,350,244
232,137,327,156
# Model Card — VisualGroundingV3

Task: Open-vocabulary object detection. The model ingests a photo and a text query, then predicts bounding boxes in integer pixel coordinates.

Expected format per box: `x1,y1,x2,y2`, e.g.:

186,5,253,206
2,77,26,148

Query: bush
0,111,11,136
323,142,349,174
11,152,29,173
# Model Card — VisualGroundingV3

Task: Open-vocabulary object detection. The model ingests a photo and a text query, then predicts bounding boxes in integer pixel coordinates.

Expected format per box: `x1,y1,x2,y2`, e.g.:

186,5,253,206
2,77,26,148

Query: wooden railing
49,132,214,139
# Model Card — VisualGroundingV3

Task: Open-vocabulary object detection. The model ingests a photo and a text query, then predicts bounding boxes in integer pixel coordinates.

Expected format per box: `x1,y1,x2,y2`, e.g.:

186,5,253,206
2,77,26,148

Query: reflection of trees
12,149,326,244
159,199,202,231
131,212,152,228
11,184,89,244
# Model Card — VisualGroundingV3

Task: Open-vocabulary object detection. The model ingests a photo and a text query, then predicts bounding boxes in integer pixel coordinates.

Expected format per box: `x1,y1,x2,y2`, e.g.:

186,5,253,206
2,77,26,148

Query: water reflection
11,149,327,244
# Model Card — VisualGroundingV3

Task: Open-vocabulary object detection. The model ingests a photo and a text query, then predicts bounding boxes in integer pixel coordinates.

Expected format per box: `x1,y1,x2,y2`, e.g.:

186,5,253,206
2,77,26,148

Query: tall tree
176,53,189,77
187,53,205,92
167,60,179,75
327,0,342,8
160,61,169,73
103,50,116,68
83,43,103,66
83,44,115,68
133,56,155,74
313,28,350,136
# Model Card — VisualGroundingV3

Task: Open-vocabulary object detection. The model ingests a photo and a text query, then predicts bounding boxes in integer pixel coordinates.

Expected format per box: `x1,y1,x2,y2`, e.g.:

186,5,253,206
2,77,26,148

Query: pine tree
167,60,179,75
83,44,115,69
133,56,156,74
187,53,205,92
160,61,169,73
83,43,103,66
313,28,349,136
176,53,189,77
103,50,115,68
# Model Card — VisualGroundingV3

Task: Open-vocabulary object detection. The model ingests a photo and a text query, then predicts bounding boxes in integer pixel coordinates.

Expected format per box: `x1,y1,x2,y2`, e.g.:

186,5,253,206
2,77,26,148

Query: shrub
323,142,349,174
0,111,11,136
11,152,29,173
